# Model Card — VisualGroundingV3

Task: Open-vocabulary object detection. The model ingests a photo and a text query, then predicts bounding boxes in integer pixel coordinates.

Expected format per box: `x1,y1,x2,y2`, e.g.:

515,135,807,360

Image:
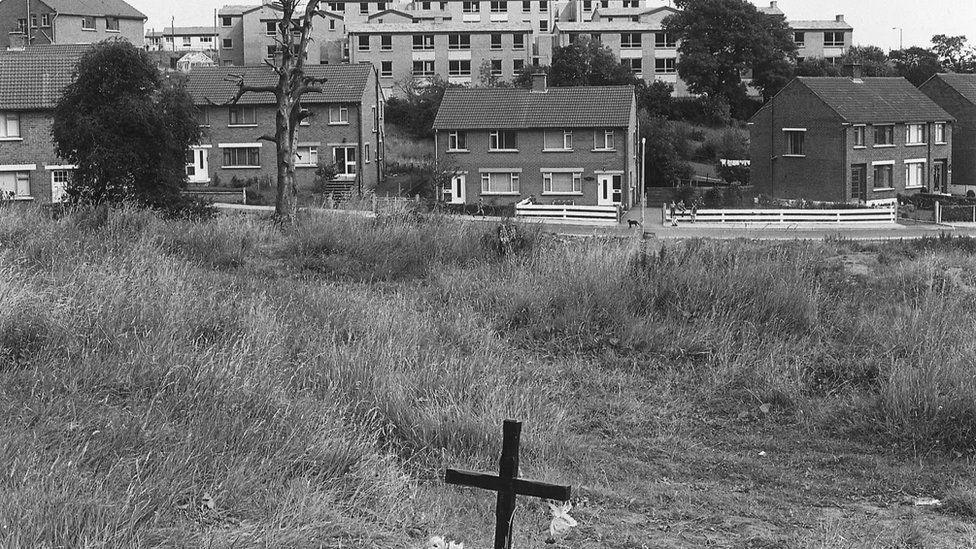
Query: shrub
674,185,698,204
703,187,724,208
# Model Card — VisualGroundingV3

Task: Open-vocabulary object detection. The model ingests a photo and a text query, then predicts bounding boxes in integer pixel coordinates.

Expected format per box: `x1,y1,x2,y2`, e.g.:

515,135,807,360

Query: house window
29,14,37,28
333,146,357,175
539,20,548,32
522,1,531,12
265,21,277,35
794,32,805,46
421,1,431,9
358,35,370,51
513,33,525,50
621,33,641,48
200,36,213,44
622,58,642,75
906,123,926,145
654,58,676,74
543,130,573,151
182,36,192,47
514,59,524,73
228,106,256,125
448,131,467,151
360,2,370,14
0,172,31,199
623,0,638,6
873,163,893,189
490,59,502,76
412,34,434,50
905,160,925,189
490,1,507,12
539,1,548,10
41,14,50,27
583,0,592,11
489,130,518,151
594,129,614,150
16,19,26,32
267,45,278,58
365,143,371,163
490,34,502,50
874,125,894,146
824,32,845,47
81,16,96,30
543,172,582,194
221,16,233,27
195,108,210,127
935,123,948,143
449,34,471,50
222,147,261,168
481,172,520,194
381,34,392,50
853,125,865,147
223,38,233,49
51,170,72,203
381,61,393,77
328,2,344,11
329,106,349,124
784,129,805,156
329,19,336,30
655,33,676,48
412,61,435,77
106,17,120,31
449,60,471,76
0,113,21,139
462,2,480,13
295,145,319,167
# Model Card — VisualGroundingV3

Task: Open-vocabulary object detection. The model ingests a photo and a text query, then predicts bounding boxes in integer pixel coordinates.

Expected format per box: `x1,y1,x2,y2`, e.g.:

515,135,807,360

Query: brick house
0,0,145,49
0,45,88,203
920,73,976,193
750,77,954,204
432,74,638,208
184,63,386,196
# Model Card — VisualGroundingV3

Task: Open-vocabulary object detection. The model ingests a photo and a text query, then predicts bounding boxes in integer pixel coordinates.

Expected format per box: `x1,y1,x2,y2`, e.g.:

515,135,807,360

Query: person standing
669,201,678,227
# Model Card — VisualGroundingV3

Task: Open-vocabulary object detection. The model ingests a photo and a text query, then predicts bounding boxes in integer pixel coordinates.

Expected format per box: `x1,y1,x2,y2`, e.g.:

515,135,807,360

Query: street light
892,27,903,50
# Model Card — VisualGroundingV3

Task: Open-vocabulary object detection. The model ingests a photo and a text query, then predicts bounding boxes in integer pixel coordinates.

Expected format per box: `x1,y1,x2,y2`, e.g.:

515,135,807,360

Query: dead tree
221,0,327,219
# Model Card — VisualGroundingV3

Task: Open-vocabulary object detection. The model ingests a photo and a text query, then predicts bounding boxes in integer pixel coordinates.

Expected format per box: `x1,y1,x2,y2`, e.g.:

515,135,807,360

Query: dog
627,219,642,228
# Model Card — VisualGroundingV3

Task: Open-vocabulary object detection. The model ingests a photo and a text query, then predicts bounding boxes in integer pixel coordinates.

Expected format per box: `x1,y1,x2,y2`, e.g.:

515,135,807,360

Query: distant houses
749,76,954,204
0,0,146,49
432,74,639,208
920,74,976,194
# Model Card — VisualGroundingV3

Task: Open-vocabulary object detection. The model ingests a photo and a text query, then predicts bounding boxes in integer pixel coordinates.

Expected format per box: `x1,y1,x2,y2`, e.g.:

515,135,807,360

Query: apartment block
347,20,533,97
750,77,953,204
184,63,386,195
0,0,145,49
760,2,853,63
432,75,639,208
146,27,219,52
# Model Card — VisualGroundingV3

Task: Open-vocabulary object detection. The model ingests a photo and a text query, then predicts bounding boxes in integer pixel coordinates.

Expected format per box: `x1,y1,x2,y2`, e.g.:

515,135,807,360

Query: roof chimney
835,14,845,22
769,1,777,8
531,72,548,93
7,32,26,51
843,63,863,80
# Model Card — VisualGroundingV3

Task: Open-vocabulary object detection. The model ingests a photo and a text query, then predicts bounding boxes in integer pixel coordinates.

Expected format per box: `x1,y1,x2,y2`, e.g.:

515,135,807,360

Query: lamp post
892,27,903,50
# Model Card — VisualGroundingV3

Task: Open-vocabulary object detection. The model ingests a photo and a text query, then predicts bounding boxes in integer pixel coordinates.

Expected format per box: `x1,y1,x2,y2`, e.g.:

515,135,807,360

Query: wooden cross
445,420,572,549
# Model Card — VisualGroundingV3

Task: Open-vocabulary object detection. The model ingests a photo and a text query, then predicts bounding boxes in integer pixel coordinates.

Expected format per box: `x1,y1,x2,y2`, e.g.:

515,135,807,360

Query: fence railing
516,199,621,225
182,187,247,204
663,204,898,225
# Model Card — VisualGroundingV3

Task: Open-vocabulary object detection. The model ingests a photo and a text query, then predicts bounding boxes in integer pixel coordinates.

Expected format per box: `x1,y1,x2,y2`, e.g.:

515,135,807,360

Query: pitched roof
346,21,532,34
432,85,635,130
789,19,853,31
184,63,373,105
796,77,954,124
759,4,785,16
554,20,662,32
925,73,976,105
40,0,146,19
218,4,260,16
0,45,88,110
147,27,219,37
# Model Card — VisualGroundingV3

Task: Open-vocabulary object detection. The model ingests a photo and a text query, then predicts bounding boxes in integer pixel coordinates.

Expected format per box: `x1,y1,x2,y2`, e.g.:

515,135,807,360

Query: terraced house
750,76,954,204
433,75,638,208
0,45,89,203
920,73,976,193
184,63,385,197
0,0,145,49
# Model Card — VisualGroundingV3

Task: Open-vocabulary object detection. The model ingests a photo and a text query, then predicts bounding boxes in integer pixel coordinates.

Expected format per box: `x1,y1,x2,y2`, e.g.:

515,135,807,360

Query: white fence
663,204,897,225
516,199,620,225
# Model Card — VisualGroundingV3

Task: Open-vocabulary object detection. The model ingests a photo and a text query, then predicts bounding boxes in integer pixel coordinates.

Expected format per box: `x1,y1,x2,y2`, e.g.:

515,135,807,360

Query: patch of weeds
942,488,976,518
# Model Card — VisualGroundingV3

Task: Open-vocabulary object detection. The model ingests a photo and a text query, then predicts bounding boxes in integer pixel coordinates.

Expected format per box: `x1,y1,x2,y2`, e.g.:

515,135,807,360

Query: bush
718,164,751,185
703,187,724,208
674,185,698,204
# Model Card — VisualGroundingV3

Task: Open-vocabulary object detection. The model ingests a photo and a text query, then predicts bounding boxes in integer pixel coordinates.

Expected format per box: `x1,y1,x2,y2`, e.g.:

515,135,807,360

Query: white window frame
448,131,467,152
853,124,866,148
490,59,503,77
824,31,845,47
221,16,233,27
594,129,615,151
904,159,926,189
0,168,33,200
358,34,370,51
219,145,262,169
654,58,676,74
412,60,435,77
380,61,393,78
295,144,319,167
872,160,895,190
106,17,120,32
81,16,96,31
793,32,805,46
654,32,676,48
906,123,926,146
621,32,641,49
783,128,806,157
935,122,948,144
228,106,257,126
480,171,520,195
449,59,472,76
489,130,518,151
0,113,22,140
328,106,349,125
873,124,895,147
333,146,358,176
462,1,481,13
412,34,435,51
542,171,583,195
222,38,233,49
543,130,573,151
449,34,471,50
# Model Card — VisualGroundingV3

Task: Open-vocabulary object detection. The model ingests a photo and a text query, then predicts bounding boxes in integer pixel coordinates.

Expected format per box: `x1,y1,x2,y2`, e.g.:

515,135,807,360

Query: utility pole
640,137,646,227
25,0,31,46
892,27,903,50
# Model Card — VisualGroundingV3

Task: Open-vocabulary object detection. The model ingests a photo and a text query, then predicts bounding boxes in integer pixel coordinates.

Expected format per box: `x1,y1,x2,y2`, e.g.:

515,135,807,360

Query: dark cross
445,420,572,549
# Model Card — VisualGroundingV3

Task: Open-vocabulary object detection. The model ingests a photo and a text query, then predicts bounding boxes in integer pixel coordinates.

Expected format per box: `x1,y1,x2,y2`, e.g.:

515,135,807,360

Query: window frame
294,145,319,168
654,58,676,74
543,129,574,152
333,146,358,176
620,32,641,49
904,159,927,189
873,124,895,147
490,33,503,50
0,113,22,140
906,123,926,146
81,16,96,31
448,59,472,77
449,33,471,50
480,172,520,195
228,106,257,126
448,131,468,152
358,34,370,51
935,122,948,144
221,146,262,169
328,106,350,125
853,125,866,148
412,60,435,77
783,128,806,157
654,32,676,48
594,129,615,151
380,60,393,78
872,161,895,190
542,171,583,195
824,31,845,47
489,130,518,152
412,34,435,51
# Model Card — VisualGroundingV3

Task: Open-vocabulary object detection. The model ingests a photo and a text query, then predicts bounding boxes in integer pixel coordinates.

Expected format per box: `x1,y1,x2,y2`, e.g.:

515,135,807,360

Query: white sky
135,0,976,51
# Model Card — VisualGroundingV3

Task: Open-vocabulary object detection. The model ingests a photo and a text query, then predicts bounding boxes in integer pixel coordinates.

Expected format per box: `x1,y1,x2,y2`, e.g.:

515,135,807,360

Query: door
444,174,466,205
186,147,210,183
51,170,71,203
933,160,948,194
598,174,623,206
851,164,867,202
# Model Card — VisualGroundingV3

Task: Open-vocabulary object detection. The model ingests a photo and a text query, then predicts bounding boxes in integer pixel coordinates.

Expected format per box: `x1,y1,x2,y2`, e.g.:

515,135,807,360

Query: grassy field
1,206,975,548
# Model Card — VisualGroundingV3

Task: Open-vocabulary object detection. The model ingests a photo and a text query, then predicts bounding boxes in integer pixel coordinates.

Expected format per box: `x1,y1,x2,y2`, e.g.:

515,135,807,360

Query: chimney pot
836,14,844,22
531,72,548,93
844,63,863,79
770,1,777,7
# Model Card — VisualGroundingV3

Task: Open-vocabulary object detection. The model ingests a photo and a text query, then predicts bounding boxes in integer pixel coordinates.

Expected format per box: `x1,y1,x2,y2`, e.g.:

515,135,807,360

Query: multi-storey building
432,74,639,208
0,0,145,49
146,27,219,53
0,44,89,203
921,73,976,193
348,17,533,97
184,63,386,196
759,2,852,64
750,76,954,204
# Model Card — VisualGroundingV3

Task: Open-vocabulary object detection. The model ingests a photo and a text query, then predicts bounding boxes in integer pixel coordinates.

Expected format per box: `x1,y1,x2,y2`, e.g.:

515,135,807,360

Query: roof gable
40,0,146,19
184,63,373,106
927,73,976,106
795,77,954,124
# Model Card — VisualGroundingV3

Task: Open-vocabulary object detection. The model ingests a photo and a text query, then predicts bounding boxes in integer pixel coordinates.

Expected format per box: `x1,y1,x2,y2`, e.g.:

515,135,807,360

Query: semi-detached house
0,0,145,49
432,74,639,208
920,73,976,193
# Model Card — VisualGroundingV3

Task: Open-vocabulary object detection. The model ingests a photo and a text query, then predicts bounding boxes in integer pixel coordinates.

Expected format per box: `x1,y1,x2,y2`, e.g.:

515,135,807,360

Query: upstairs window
824,31,845,47
412,34,434,50
654,32,676,48
490,34,502,50
328,2,345,11
513,33,525,50
195,108,211,127
490,59,502,76
412,60,435,77
380,60,393,77
794,32,805,46
784,129,806,156
228,106,256,126
222,38,233,49
853,125,865,147
381,34,392,50
81,16,96,30
0,113,21,139
654,58,676,74
221,16,233,27
329,106,349,124
935,123,948,143
449,59,472,76
266,21,277,35
449,34,471,50
543,130,573,151
874,124,894,146
106,17,119,31
490,1,507,12
448,131,467,151
41,14,51,27
16,19,26,32
906,123,926,145
360,2,369,14
358,35,370,51
621,33,641,48
489,130,518,151
594,129,615,150
462,2,480,13
522,1,531,12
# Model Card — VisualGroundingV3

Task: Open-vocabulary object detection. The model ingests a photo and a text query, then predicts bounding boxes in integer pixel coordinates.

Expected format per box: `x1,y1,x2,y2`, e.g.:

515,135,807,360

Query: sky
135,0,976,51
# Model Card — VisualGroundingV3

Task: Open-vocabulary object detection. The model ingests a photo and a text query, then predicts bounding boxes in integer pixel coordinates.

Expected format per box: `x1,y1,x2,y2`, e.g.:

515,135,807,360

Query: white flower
548,501,578,541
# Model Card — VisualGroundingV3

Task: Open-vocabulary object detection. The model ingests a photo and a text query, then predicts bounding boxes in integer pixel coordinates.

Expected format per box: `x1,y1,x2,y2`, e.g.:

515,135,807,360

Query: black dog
628,220,642,228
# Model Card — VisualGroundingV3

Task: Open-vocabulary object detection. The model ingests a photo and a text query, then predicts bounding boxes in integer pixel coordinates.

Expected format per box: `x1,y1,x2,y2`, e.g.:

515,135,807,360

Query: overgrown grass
1,205,975,546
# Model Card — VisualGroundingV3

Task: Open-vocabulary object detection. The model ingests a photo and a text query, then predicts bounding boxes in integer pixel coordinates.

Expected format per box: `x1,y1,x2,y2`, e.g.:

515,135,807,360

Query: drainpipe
356,102,363,197
25,0,30,46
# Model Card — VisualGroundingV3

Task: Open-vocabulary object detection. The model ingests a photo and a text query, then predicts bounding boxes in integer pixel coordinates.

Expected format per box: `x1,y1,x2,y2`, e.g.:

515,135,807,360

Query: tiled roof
0,45,88,110
184,63,373,105
759,4,785,16
592,7,651,17
432,85,635,130
346,21,532,34
217,4,260,16
147,27,220,37
789,19,853,31
798,77,954,124
928,73,976,105
40,0,146,19
554,21,662,32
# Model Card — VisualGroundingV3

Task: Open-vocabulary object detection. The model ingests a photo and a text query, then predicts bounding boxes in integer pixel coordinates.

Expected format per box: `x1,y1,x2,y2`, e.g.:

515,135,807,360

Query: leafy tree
890,47,942,86
841,45,895,77
549,38,638,87
641,115,693,188
636,80,674,118
663,0,796,106
478,59,503,87
385,76,452,138
52,40,199,208
931,34,976,72
795,58,841,77
513,64,549,88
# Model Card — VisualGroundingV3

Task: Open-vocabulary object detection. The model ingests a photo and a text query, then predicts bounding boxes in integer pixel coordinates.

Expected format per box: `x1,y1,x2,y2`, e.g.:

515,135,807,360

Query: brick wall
0,110,68,203
921,77,976,190
846,122,952,203
0,0,55,48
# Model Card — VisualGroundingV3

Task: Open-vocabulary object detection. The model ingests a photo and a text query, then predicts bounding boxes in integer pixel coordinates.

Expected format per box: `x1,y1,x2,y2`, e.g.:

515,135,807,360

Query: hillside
1,206,975,548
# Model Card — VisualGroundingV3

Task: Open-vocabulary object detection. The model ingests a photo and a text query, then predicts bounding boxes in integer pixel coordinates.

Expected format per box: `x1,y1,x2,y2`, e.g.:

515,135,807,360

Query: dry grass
0,205,975,547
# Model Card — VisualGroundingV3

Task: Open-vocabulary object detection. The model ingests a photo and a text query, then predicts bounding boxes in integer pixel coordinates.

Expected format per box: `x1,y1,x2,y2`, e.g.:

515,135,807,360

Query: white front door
598,174,623,206
186,147,210,183
50,170,72,203
445,174,466,204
